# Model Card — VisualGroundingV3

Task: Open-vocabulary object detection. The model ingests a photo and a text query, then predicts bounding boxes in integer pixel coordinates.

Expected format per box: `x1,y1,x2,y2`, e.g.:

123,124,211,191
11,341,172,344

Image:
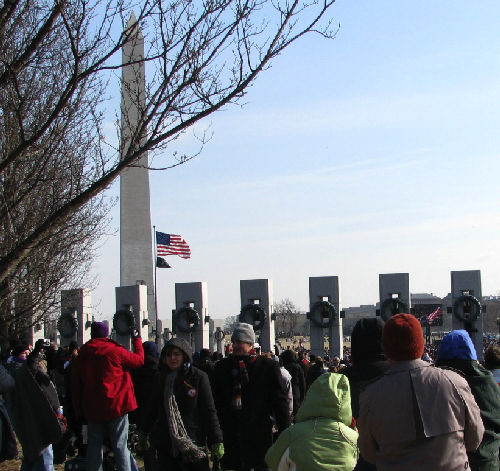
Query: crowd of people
0,315,500,471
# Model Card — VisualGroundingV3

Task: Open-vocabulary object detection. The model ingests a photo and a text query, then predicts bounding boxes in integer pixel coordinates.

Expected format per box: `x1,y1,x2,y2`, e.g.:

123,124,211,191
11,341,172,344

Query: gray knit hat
231,322,255,345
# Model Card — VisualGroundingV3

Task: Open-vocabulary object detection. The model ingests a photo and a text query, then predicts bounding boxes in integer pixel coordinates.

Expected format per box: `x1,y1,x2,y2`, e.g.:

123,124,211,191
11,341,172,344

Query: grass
2,447,144,471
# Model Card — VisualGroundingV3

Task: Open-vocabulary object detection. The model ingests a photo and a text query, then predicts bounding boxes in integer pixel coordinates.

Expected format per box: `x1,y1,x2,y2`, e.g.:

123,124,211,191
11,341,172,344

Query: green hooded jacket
265,373,359,471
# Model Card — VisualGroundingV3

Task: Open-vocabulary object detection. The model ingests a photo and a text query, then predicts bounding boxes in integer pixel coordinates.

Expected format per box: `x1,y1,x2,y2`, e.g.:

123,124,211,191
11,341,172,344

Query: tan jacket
358,359,484,471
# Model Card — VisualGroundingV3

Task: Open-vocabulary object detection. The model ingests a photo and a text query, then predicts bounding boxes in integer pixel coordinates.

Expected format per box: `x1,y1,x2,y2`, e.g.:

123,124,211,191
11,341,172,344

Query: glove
131,329,140,339
210,442,224,460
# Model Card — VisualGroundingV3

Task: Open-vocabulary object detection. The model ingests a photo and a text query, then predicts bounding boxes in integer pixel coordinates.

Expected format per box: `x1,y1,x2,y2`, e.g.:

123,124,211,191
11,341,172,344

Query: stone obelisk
120,13,156,330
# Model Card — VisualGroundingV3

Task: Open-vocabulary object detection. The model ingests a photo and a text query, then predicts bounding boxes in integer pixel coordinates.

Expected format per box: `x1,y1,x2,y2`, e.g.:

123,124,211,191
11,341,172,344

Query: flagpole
153,225,159,344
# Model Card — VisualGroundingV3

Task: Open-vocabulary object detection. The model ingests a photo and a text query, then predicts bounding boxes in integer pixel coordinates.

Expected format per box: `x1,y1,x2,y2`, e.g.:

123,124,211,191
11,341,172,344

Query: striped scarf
232,352,257,409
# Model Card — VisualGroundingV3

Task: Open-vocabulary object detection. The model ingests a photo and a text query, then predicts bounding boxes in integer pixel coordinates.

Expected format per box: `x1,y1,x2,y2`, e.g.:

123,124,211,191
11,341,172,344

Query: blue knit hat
142,341,160,359
437,330,477,361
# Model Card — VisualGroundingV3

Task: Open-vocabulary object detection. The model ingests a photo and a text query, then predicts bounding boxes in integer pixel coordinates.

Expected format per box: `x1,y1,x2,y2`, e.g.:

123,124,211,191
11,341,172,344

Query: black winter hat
351,317,386,364
280,349,297,364
162,337,193,363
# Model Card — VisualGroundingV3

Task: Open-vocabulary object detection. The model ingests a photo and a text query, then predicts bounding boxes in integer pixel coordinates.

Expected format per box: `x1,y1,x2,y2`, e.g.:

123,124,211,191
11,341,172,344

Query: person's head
143,341,160,359
437,330,477,361
12,344,30,361
382,313,424,362
161,337,193,372
485,344,500,370
280,349,297,365
211,351,220,362
231,323,255,356
90,321,109,339
351,317,385,364
199,348,211,362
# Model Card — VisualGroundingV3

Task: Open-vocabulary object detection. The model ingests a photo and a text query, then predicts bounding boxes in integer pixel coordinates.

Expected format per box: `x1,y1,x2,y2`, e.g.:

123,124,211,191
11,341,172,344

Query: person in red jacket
71,321,144,471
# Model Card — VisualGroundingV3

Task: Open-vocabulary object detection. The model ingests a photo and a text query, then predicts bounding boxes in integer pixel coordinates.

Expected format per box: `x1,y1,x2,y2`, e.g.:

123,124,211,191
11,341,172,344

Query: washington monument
120,13,156,329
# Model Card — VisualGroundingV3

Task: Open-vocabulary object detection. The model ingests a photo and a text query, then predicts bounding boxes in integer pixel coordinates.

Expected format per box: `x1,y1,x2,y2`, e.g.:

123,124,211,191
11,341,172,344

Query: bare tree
0,5,112,339
0,0,338,335
223,315,238,333
274,298,301,337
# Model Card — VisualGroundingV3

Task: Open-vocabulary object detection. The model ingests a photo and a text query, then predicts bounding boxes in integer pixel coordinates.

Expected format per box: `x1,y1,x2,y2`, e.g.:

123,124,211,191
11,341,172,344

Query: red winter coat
71,337,144,422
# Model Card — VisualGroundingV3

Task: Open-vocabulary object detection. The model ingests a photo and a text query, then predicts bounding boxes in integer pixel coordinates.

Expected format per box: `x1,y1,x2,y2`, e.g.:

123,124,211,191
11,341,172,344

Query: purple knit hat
91,321,109,339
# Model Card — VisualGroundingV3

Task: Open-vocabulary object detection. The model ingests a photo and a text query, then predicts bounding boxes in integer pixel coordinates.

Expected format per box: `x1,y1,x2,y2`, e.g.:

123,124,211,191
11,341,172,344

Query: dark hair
199,348,211,360
12,344,29,357
484,344,500,369
163,344,189,363
211,352,220,362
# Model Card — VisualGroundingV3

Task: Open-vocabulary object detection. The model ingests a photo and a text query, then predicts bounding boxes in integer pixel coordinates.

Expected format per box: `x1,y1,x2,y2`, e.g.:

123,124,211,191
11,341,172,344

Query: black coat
306,361,325,388
130,354,158,425
142,365,222,450
212,355,291,470
341,355,390,419
281,358,306,415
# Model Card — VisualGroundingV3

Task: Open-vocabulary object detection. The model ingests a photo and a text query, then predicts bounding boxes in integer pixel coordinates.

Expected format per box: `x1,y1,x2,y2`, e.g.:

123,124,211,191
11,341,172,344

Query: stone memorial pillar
58,289,92,347
240,279,275,353
450,270,484,360
156,318,163,349
208,318,215,353
174,282,209,352
378,273,411,321
308,276,343,359
214,327,225,355
115,284,149,350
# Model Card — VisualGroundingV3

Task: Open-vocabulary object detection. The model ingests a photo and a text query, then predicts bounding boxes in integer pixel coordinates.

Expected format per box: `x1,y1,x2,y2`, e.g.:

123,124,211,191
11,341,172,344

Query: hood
295,372,352,425
161,337,193,363
351,318,386,363
437,330,477,361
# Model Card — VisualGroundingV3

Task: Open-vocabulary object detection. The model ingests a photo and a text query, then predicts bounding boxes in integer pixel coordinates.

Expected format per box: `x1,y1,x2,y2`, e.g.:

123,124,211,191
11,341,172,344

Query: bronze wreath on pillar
176,307,200,334
379,298,408,322
453,294,481,324
113,309,136,336
308,301,336,328
239,304,266,331
57,312,78,339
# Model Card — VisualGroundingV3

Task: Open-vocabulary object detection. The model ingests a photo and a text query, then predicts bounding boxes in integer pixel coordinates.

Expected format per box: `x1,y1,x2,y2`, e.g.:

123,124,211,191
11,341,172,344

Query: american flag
427,307,442,325
156,231,191,259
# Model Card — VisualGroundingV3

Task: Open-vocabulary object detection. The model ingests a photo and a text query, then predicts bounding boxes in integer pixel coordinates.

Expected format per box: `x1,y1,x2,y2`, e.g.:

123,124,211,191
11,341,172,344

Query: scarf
232,351,257,409
163,371,207,463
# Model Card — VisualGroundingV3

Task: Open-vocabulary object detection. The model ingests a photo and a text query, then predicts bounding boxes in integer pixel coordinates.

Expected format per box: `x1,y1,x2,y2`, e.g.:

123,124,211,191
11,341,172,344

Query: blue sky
91,1,500,320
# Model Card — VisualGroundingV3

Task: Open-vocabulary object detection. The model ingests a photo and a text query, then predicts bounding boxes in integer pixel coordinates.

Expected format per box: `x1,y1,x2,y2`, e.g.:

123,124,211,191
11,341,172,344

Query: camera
43,338,51,347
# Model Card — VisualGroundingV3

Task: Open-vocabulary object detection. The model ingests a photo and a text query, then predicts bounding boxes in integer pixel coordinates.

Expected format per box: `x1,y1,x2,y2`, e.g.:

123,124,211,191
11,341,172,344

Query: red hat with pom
382,313,424,361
